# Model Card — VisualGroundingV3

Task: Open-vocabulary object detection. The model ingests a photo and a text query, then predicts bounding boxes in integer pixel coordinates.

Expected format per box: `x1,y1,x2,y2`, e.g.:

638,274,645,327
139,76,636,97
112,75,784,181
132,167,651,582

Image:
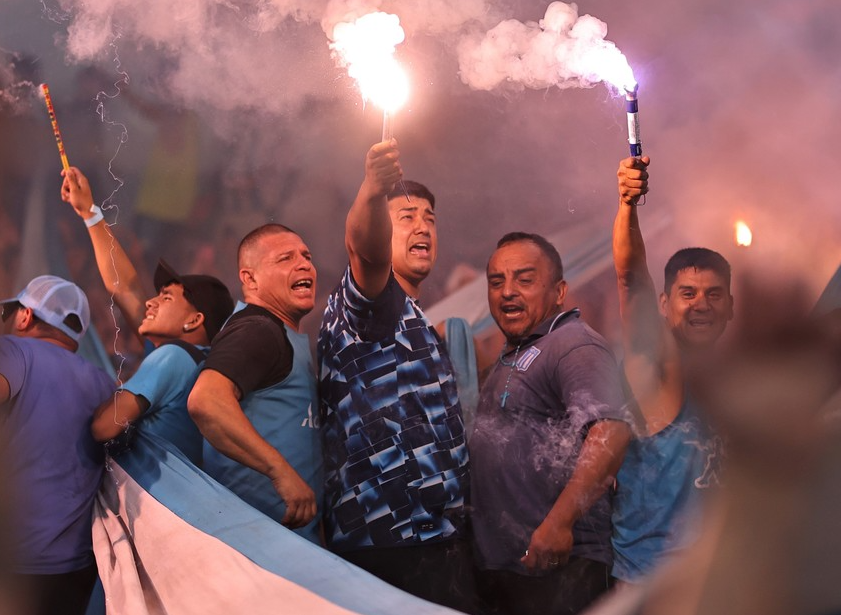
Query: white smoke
0,52,37,114
54,0,497,120
457,1,635,93
57,0,339,117
2,0,839,323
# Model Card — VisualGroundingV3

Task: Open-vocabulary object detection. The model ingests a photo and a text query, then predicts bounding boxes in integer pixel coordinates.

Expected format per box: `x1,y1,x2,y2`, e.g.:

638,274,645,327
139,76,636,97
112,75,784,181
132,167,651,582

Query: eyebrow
397,206,435,215
677,284,725,292
274,248,311,259
488,267,537,278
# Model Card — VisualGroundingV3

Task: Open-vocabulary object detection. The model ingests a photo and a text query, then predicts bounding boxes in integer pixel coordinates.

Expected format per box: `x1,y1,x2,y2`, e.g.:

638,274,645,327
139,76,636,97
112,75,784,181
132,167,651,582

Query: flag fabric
93,432,462,615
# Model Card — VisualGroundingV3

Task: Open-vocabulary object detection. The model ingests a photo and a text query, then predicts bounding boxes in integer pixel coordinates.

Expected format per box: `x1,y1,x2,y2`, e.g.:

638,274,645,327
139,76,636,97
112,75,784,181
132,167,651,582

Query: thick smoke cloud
457,2,634,92
1,0,840,323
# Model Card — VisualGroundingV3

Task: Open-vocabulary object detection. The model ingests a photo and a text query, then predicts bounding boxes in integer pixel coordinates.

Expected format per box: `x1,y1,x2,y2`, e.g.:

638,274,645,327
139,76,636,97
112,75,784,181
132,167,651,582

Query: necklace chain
499,343,522,408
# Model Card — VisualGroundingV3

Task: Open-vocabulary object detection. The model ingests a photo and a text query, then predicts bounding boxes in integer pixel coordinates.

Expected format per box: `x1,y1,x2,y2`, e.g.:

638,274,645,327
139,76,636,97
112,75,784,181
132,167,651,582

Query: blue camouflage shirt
318,267,469,552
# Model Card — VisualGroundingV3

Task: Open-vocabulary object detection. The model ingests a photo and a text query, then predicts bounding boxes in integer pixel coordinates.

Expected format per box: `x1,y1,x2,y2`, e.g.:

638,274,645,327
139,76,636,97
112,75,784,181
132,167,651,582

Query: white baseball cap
1,275,90,342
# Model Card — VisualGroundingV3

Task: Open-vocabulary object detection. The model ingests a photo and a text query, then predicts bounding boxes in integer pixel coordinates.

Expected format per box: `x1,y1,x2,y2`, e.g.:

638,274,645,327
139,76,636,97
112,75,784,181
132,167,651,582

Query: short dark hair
237,223,298,268
494,232,564,283
387,180,435,209
664,248,731,294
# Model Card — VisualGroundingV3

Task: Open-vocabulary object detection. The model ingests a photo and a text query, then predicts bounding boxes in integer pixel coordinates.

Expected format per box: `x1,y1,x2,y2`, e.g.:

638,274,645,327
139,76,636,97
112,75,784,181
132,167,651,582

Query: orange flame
735,221,753,247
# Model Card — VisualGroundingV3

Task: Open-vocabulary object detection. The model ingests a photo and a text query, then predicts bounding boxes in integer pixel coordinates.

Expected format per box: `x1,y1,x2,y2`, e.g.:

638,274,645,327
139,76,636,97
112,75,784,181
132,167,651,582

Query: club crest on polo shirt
516,347,541,371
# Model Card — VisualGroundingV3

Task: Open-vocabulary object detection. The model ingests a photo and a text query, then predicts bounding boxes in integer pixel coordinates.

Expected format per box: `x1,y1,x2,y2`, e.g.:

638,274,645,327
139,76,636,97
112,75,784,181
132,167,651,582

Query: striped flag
93,432,462,614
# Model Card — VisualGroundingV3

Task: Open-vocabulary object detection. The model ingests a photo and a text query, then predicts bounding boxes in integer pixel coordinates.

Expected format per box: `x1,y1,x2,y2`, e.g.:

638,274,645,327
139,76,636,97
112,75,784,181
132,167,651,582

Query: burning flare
329,12,409,114
735,221,753,247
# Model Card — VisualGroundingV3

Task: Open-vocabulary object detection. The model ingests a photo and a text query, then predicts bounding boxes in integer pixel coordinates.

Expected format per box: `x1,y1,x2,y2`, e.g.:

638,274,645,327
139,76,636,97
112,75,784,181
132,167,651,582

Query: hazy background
1,0,839,361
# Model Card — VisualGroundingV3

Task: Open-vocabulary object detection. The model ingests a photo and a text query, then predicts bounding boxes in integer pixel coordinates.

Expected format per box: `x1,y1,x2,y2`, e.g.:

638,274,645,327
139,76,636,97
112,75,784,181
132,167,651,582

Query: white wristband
85,205,104,228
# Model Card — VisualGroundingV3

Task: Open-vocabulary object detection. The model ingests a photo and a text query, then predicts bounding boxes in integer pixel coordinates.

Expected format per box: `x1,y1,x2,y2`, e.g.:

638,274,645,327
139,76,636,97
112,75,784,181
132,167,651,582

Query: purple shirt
0,336,114,573
470,311,629,573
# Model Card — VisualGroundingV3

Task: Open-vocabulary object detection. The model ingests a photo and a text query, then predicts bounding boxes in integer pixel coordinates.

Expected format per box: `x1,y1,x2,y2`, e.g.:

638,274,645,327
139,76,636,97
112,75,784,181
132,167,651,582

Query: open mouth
292,279,313,291
688,319,713,327
409,242,430,257
500,304,524,316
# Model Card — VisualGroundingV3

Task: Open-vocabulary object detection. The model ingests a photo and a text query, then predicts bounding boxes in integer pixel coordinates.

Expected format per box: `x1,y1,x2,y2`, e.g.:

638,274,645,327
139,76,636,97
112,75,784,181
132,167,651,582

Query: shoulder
139,343,202,372
0,335,25,357
214,305,288,346
323,266,406,341
0,336,70,366
544,316,613,356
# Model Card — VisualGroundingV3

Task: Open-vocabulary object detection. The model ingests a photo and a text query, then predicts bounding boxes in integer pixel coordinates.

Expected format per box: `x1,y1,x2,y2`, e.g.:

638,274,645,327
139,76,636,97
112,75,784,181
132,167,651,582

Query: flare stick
625,85,642,158
40,84,70,171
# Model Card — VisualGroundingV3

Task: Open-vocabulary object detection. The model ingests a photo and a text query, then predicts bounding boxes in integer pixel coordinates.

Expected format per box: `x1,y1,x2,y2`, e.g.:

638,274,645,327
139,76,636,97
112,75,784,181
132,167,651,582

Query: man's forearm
545,420,631,529
346,182,392,266
189,379,290,481
91,389,148,442
613,201,650,290
86,221,146,333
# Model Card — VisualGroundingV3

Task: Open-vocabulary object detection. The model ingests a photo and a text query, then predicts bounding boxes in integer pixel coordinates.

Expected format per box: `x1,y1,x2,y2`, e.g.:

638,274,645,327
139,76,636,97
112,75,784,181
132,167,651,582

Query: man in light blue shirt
62,166,234,463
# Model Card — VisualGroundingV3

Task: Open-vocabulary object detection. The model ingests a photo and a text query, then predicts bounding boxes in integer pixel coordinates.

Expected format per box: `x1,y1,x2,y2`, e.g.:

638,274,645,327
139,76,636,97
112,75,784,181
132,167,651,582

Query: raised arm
613,156,664,360
345,140,403,299
187,369,316,528
60,167,147,341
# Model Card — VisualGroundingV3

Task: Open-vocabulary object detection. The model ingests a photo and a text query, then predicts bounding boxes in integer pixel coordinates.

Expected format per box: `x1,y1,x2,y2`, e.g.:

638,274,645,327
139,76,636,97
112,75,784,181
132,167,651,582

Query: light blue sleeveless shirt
203,326,323,544
611,398,722,581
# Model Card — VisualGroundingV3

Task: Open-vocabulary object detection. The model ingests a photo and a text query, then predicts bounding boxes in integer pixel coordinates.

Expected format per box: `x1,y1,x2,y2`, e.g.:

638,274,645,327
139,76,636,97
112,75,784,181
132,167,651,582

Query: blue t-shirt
611,399,723,582
318,267,470,552
0,336,114,574
121,343,206,465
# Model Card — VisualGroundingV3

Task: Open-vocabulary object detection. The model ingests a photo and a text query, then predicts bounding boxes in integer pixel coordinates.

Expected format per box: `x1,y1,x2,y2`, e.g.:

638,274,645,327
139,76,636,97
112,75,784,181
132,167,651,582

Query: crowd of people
1,134,840,615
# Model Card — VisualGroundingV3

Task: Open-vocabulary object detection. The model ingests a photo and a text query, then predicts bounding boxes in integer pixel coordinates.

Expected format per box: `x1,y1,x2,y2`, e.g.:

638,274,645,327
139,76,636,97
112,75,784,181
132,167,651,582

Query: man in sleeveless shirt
188,224,323,545
611,156,732,582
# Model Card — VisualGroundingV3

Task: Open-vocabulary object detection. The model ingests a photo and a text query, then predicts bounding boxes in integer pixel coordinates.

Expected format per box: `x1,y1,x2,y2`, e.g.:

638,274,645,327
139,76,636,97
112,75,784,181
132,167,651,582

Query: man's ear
658,292,669,317
239,268,256,291
15,307,35,332
183,311,206,333
556,280,568,307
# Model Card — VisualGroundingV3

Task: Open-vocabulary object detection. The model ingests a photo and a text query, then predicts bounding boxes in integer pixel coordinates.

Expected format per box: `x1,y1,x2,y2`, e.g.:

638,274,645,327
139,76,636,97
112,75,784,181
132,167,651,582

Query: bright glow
330,12,409,113
735,221,753,247
586,44,637,92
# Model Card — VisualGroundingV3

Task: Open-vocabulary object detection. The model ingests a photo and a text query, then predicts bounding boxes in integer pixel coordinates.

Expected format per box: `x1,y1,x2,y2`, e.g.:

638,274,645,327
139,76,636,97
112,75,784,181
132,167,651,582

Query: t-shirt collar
503,308,581,355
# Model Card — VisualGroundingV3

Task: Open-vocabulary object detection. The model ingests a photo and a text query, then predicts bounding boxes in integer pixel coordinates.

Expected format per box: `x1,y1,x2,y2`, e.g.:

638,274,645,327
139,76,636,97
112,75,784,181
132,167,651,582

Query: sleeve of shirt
203,315,288,398
0,337,25,399
341,266,404,342
555,340,630,427
121,344,199,415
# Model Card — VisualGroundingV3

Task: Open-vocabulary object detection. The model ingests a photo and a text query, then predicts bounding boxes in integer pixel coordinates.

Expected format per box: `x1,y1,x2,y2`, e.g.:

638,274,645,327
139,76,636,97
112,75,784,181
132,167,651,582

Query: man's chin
293,300,315,318
396,265,432,287
679,329,724,349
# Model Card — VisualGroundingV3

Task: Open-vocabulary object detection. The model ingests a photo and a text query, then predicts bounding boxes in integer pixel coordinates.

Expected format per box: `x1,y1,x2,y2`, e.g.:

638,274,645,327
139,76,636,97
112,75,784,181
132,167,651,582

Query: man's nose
692,294,710,310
